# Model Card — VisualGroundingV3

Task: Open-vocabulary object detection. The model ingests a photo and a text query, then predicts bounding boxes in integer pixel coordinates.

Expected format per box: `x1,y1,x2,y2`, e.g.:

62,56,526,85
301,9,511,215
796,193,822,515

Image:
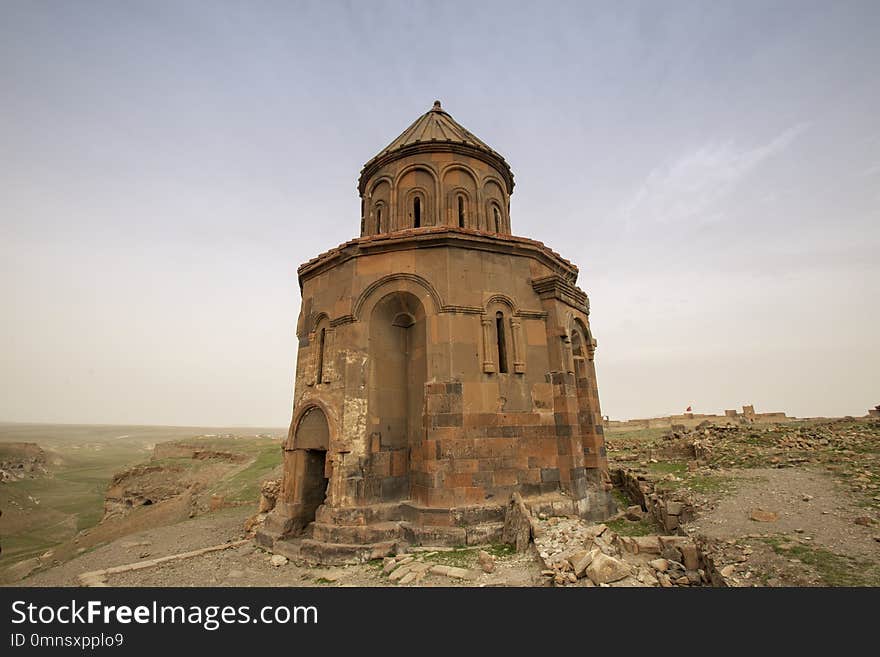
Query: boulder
625,505,644,521
569,548,599,578
649,558,669,572
502,493,535,552
477,550,496,574
679,543,700,570
585,552,631,585
269,554,288,567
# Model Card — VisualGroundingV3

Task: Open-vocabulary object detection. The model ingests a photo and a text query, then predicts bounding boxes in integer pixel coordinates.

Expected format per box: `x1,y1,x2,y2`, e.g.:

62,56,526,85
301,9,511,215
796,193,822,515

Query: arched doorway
367,291,427,501
293,406,330,528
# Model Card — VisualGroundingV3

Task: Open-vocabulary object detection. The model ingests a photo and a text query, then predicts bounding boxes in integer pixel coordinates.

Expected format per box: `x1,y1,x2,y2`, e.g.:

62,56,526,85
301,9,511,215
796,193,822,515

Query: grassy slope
0,423,283,570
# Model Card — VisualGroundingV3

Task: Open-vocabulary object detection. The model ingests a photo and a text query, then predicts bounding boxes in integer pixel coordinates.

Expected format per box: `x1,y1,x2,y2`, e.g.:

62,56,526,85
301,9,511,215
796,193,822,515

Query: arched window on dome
413,196,421,228
492,205,501,233
376,206,383,234
458,195,466,228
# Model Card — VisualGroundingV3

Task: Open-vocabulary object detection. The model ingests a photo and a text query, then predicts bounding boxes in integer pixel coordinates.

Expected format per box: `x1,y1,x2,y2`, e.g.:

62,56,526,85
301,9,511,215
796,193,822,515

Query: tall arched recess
366,291,427,502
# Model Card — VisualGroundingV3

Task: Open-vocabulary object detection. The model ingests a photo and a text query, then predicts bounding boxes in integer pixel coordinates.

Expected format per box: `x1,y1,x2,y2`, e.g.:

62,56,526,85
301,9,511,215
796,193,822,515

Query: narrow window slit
496,312,508,373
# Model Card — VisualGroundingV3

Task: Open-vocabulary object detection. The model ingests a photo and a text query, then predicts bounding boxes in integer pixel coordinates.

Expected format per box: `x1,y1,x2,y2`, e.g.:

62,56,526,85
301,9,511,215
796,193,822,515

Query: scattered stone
569,548,598,578
445,566,479,581
269,554,288,567
657,572,673,588
749,509,779,522
679,543,700,571
660,546,682,563
632,536,661,554
477,550,495,574
649,558,669,572
583,524,608,538
389,564,411,581
625,505,644,521
585,552,631,585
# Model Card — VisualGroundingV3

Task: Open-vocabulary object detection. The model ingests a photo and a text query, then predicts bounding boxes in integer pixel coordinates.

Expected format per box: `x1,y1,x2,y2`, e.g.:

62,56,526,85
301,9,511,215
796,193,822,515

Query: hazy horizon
2,1,878,426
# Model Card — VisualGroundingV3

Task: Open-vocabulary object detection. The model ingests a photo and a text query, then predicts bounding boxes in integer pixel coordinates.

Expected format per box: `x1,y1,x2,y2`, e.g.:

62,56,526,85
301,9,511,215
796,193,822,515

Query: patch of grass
648,461,687,476
760,536,880,587
422,547,477,569
610,488,631,510
685,473,734,495
605,427,669,444
212,444,282,503
606,516,662,537
314,577,333,585
484,543,515,559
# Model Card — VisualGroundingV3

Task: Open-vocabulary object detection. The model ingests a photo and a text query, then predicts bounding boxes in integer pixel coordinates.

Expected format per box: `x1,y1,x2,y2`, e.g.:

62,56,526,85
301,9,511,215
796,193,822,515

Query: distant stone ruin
605,405,793,431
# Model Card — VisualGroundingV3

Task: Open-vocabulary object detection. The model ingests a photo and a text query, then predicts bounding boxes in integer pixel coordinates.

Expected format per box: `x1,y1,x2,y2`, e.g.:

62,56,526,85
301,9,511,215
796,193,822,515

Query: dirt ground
608,418,880,586
21,506,541,588
10,418,880,588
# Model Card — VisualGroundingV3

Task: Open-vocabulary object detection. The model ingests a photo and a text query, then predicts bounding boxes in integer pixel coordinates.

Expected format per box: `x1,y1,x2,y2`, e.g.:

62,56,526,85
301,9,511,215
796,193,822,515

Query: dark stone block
433,413,463,427
519,483,543,496
539,481,559,494
380,476,408,500
540,467,560,483
471,471,493,488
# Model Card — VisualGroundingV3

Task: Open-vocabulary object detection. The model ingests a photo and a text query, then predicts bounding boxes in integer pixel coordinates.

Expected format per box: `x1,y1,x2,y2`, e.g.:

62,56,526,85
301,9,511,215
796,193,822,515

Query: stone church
257,101,614,562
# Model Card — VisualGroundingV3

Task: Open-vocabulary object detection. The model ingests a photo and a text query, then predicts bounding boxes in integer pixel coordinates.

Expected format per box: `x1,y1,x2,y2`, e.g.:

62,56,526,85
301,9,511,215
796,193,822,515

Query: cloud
619,122,810,228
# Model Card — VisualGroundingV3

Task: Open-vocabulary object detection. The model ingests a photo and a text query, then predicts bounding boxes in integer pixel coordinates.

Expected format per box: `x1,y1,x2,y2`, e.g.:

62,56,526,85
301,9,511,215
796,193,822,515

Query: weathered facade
257,102,614,563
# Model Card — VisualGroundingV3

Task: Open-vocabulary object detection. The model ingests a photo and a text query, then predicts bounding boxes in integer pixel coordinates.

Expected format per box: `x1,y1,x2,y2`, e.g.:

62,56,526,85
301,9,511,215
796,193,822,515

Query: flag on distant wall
686,406,692,412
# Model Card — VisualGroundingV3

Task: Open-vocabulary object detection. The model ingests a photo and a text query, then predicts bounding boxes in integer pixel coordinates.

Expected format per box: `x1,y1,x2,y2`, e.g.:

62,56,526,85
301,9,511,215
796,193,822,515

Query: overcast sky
2,1,878,426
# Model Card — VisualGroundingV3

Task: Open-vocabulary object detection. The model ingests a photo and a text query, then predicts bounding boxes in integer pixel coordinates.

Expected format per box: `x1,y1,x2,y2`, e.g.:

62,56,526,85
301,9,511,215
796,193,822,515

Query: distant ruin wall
606,407,793,431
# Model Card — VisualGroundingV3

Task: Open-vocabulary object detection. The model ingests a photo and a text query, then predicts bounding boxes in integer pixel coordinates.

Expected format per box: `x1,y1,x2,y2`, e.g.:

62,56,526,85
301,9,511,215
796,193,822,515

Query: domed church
257,101,614,562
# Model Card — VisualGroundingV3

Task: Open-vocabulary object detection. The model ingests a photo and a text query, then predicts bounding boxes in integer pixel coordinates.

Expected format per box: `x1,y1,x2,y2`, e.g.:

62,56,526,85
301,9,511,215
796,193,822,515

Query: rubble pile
608,419,880,504
379,551,481,585
533,517,709,587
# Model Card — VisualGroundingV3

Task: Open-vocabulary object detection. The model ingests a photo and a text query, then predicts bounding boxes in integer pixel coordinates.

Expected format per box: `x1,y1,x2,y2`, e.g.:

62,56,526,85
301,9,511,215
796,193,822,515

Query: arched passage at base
289,406,331,531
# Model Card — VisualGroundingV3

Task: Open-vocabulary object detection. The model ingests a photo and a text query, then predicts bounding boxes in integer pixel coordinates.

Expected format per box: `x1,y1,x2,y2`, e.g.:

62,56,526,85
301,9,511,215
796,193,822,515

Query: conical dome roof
374,100,496,158
359,101,514,194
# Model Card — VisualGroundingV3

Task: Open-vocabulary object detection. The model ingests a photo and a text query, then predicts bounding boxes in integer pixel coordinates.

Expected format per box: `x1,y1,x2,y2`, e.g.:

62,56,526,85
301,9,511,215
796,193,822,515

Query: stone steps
311,521,402,544
298,538,397,565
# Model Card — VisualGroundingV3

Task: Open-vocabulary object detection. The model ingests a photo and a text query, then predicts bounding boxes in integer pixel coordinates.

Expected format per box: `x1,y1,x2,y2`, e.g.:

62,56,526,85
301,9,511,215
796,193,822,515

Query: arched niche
441,165,478,228
396,166,437,227
366,291,427,501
